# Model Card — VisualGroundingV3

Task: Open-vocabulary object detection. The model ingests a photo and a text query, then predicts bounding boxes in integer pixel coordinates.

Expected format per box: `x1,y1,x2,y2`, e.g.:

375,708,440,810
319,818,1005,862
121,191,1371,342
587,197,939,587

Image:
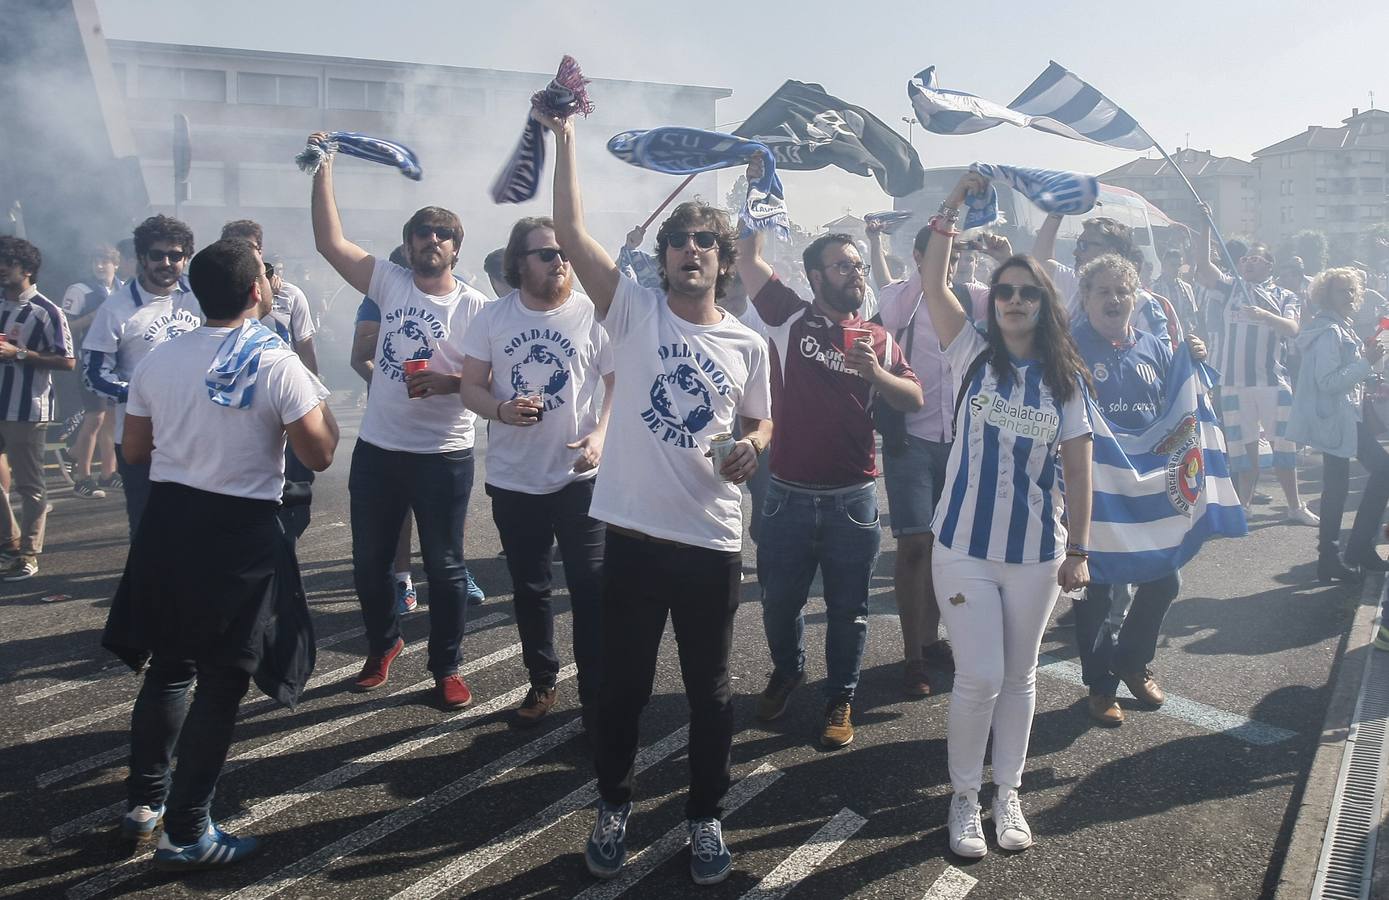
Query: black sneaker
755,670,804,722
73,477,107,499
3,556,37,581
99,473,124,491
922,639,955,671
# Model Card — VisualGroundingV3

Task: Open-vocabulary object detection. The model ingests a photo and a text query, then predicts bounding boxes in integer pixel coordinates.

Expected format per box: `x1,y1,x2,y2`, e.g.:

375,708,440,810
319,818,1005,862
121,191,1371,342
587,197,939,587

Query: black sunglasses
523,247,568,263
991,283,1045,304
145,249,187,264
667,231,718,250
413,225,459,243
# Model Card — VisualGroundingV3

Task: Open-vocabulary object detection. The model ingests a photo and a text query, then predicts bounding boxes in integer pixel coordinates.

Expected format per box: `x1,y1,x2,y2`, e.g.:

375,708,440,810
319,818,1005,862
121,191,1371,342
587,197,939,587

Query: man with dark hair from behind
83,214,203,535
482,247,508,298
0,235,75,581
101,238,337,870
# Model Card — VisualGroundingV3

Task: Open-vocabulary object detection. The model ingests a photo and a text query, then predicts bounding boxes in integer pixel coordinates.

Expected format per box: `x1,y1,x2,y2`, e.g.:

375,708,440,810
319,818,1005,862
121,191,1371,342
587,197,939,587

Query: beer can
709,432,735,480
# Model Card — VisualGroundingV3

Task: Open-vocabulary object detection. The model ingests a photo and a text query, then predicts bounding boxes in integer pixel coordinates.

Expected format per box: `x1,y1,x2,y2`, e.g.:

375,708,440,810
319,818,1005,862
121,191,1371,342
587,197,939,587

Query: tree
1365,223,1389,270
1287,229,1329,273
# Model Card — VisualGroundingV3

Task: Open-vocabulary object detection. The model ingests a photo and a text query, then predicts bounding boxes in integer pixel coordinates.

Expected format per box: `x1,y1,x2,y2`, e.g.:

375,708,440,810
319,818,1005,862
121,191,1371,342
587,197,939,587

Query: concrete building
1251,108,1389,261
105,40,731,302
1099,149,1256,239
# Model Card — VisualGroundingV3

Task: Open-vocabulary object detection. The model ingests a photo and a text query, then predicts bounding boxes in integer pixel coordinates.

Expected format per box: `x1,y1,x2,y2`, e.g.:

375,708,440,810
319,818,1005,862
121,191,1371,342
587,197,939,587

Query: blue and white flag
607,127,790,239
206,319,288,409
961,163,1099,230
1086,349,1247,584
863,210,914,233
296,132,422,181
908,63,1154,151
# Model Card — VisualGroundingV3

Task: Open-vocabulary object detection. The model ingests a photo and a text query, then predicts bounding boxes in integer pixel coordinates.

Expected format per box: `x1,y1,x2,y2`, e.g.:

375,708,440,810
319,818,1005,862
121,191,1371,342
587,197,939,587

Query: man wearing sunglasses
737,207,922,751
83,215,202,535
536,109,772,886
308,132,490,712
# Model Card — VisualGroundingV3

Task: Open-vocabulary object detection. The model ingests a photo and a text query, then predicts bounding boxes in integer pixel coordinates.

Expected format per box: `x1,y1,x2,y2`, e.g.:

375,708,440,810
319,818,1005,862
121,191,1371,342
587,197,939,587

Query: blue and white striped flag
961,163,1099,230
863,210,914,233
1086,349,1247,584
908,63,1154,151
206,319,288,409
296,132,422,181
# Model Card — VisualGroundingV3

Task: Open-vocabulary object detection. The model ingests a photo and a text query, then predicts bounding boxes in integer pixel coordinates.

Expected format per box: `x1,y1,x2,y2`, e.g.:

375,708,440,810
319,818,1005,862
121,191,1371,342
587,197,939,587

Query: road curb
1273,573,1384,900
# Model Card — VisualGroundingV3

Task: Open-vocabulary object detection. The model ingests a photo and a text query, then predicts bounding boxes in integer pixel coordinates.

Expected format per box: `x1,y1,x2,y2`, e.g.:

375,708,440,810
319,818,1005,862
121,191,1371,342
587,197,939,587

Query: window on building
1315,206,1327,219
1330,206,1356,222
237,72,319,107
138,65,227,102
1365,150,1385,164
327,78,404,112
1315,178,1327,194
1329,178,1355,194
1362,177,1385,194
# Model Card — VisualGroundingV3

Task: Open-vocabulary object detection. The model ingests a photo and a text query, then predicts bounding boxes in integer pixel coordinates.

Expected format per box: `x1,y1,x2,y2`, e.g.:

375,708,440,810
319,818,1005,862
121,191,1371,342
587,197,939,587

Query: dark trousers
595,530,740,820
488,479,605,704
1075,573,1181,696
349,439,474,677
1319,417,1389,560
113,444,151,538
126,656,252,844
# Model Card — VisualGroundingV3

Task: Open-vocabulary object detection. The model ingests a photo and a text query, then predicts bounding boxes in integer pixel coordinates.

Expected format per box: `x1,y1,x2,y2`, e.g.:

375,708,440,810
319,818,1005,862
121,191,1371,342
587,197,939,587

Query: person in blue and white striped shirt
922,171,1094,860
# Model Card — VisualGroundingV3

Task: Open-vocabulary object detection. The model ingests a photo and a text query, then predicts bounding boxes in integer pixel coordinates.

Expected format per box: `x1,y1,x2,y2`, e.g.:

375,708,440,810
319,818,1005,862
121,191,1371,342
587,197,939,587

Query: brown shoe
821,700,854,748
755,670,804,722
1117,667,1166,707
1087,695,1124,727
903,659,931,698
514,686,557,725
352,637,405,692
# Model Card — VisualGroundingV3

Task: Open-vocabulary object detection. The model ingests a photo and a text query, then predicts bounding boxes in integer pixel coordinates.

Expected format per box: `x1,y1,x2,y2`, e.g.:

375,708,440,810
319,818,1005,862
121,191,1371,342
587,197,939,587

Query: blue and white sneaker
395,580,418,615
153,821,260,871
687,817,732,885
584,800,630,879
119,804,163,841
465,570,485,607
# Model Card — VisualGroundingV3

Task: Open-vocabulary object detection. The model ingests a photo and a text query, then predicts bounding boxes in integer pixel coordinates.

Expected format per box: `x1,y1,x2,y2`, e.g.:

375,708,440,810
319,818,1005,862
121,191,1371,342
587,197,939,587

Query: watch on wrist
15,348,28,362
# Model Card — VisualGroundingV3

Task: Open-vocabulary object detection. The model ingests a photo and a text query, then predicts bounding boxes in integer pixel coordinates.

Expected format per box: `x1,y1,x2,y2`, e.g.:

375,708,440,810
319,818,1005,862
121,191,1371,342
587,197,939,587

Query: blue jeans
758,480,882,701
349,439,474,677
1075,572,1181,696
114,444,151,539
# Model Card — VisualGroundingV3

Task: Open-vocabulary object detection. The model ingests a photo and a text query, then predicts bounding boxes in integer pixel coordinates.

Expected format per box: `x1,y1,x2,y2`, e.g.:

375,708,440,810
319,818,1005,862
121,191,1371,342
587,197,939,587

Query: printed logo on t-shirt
640,342,732,449
797,333,854,374
969,390,1060,443
379,306,447,381
142,309,201,345
1136,362,1159,385
1092,362,1109,383
502,328,575,413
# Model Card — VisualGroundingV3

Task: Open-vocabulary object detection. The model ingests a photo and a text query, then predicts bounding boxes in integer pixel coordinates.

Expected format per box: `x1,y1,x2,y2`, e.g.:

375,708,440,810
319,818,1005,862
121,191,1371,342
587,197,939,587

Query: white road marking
571,763,784,900
64,666,575,900
921,865,978,900
14,666,126,705
738,807,866,900
1036,654,1297,745
387,727,692,900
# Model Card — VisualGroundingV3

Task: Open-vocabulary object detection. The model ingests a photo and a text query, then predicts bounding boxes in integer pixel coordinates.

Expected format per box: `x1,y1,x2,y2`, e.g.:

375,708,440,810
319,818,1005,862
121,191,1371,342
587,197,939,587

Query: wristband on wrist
928,215,960,238
1065,541,1089,558
937,202,961,222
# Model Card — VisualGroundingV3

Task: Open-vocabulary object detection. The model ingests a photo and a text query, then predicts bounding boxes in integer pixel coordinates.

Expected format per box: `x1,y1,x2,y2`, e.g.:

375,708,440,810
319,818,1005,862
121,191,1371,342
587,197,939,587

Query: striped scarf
206,320,288,409
863,210,913,233
491,56,594,204
962,163,1098,230
296,133,422,181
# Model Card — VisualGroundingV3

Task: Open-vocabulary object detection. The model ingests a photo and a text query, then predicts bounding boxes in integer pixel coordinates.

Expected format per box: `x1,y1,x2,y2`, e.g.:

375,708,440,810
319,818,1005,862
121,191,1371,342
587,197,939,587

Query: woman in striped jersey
922,171,1095,859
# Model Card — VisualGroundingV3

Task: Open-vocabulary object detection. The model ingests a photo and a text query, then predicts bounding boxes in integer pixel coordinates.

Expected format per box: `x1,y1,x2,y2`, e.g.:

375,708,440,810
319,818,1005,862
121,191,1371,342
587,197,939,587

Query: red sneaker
352,637,404,692
436,674,473,709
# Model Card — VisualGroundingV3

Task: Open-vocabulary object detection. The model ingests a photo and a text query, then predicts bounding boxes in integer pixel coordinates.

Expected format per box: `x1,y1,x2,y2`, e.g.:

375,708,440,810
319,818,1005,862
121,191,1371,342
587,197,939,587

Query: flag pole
641,174,697,231
1149,140,1246,289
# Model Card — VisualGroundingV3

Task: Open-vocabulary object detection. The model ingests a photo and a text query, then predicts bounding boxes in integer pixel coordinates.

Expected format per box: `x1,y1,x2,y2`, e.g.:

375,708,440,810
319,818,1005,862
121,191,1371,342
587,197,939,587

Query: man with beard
737,215,922,749
83,215,202,535
536,109,772,886
308,132,489,710
459,216,612,730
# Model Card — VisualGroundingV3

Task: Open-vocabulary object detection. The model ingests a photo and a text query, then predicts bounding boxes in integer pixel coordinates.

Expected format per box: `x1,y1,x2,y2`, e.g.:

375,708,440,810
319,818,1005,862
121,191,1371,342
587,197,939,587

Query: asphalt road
0,405,1370,899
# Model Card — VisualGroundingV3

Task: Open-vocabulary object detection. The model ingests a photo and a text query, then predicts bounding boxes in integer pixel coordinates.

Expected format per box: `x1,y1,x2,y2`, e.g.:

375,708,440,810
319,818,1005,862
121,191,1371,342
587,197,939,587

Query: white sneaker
1286,505,1320,526
991,787,1034,851
947,790,987,858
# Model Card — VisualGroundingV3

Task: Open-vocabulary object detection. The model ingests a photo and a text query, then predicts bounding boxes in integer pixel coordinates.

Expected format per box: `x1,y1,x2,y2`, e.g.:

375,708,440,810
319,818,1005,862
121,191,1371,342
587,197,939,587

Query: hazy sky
99,0,1386,229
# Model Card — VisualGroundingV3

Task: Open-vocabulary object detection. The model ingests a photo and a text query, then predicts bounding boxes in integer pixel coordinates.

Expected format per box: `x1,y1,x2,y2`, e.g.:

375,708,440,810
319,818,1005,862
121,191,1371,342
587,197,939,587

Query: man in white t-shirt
62,243,121,500
82,214,203,536
460,216,614,731
535,110,772,887
308,131,489,711
103,238,337,870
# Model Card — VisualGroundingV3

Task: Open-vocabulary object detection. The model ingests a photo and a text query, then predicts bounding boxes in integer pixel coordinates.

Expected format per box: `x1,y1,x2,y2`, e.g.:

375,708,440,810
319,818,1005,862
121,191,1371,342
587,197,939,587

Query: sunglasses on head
667,231,718,250
991,283,1045,304
413,225,459,243
145,249,187,264
522,247,568,263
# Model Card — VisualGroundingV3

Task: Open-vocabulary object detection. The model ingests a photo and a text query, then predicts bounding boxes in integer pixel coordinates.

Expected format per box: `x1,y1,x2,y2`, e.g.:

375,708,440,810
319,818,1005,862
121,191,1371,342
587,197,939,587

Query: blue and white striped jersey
0,288,74,423
931,326,1092,564
1215,278,1300,389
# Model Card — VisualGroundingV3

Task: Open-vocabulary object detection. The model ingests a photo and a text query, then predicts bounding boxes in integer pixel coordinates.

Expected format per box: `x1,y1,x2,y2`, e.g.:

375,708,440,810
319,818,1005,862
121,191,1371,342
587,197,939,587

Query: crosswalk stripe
1036,654,1297,745
14,666,126,705
388,726,692,900
738,807,867,900
571,763,784,900
65,667,574,900
921,865,978,900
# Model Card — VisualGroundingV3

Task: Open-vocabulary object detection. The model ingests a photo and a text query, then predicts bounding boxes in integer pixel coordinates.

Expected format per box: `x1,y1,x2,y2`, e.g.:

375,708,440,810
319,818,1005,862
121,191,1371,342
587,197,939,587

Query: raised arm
1193,203,1227,289
734,226,775,303
1032,212,1063,264
924,172,985,348
865,221,891,289
536,112,621,315
309,133,376,296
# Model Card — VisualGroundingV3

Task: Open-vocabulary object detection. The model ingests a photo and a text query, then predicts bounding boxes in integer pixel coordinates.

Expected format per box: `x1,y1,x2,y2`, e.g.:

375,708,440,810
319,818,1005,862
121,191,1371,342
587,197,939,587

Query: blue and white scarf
206,320,288,409
491,55,595,205
296,133,422,181
863,210,913,233
606,127,789,239
960,163,1098,230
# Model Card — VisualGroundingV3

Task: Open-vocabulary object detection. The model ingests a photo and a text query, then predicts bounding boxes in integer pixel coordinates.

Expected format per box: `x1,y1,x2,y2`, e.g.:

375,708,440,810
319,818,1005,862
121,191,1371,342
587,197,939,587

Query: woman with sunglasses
921,170,1094,859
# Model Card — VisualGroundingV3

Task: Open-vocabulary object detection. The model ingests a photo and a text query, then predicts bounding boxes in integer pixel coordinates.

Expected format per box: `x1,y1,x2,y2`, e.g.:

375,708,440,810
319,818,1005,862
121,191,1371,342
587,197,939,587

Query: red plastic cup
842,326,871,352
404,358,429,398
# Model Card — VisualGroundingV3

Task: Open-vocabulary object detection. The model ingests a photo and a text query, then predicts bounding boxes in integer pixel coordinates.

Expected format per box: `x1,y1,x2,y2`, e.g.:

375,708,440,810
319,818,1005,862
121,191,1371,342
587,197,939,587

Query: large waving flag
908,63,1154,151
1086,349,1247,584
961,163,1099,230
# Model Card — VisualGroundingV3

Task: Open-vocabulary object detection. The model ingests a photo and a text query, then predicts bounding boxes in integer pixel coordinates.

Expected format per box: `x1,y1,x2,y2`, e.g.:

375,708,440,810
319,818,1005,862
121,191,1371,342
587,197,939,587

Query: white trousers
932,542,1061,794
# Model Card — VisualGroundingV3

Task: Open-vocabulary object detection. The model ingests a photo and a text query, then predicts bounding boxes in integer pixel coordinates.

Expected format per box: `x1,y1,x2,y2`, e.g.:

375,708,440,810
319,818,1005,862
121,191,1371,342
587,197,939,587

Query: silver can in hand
708,432,735,481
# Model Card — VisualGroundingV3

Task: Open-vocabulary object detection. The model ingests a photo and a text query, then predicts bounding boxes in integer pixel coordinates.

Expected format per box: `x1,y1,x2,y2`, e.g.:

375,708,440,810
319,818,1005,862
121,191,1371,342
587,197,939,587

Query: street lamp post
901,115,918,145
